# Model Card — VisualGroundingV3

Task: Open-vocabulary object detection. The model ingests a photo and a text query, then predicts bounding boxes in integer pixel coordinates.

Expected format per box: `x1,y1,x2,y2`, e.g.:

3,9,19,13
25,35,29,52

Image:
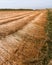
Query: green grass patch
46,9,52,59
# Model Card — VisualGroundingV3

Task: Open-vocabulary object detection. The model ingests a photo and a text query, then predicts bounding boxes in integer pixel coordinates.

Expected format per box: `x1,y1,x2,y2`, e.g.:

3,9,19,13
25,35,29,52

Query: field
0,9,52,65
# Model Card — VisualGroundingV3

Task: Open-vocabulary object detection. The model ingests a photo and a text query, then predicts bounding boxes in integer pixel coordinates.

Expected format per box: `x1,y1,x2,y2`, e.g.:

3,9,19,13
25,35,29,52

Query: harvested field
0,10,50,65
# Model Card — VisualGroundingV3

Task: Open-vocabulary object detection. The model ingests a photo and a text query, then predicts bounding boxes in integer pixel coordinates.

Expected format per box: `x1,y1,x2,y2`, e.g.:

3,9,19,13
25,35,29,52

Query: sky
0,0,52,9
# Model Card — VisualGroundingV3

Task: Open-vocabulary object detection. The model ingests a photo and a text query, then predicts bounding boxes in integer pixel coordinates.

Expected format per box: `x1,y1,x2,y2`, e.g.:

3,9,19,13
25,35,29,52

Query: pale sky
0,0,52,9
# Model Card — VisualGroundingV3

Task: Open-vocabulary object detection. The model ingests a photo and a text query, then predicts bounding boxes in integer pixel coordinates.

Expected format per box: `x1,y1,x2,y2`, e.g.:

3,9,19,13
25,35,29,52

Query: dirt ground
0,10,48,65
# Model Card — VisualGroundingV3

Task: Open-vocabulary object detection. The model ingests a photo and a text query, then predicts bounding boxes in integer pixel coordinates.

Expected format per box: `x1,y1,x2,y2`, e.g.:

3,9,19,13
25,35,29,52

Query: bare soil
0,10,48,65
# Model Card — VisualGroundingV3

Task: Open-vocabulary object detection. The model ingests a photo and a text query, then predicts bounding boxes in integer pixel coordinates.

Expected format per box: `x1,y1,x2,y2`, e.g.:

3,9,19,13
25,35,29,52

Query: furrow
0,12,40,38
0,11,33,25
